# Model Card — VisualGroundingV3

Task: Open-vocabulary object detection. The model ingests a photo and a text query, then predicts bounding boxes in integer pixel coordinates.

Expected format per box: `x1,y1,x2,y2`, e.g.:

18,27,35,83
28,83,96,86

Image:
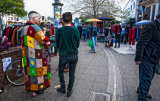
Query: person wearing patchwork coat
21,21,51,93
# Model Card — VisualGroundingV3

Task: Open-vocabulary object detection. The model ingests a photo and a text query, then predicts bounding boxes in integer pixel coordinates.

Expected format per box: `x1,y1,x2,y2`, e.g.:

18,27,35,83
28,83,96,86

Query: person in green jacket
56,12,80,97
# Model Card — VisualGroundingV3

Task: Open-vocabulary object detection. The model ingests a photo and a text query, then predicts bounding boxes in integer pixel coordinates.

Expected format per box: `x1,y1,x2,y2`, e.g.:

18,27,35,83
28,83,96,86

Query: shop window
144,7,151,20
133,2,135,9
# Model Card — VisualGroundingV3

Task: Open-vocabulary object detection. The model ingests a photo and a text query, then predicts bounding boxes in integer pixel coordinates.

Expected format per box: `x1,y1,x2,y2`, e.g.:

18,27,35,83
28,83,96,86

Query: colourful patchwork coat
21,21,51,91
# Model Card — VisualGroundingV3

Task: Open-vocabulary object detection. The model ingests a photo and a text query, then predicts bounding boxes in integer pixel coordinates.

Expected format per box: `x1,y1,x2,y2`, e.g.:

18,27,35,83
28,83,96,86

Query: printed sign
2,57,12,72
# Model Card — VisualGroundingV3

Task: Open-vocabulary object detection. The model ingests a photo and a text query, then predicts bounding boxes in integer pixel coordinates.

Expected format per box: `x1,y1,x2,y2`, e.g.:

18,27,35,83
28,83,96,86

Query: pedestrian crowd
0,10,160,101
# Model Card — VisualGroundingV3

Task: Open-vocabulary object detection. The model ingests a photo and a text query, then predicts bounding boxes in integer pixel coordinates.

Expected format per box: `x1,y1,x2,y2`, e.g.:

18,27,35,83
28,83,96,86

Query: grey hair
28,11,40,20
156,12,160,19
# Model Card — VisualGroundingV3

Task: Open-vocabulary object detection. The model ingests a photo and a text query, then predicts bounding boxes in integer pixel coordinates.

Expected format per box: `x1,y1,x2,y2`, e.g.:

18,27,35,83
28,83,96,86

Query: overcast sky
24,0,128,19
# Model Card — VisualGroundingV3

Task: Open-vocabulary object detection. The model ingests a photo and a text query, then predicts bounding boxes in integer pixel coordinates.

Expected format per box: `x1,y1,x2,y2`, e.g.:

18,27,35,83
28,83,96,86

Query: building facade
122,0,139,23
137,0,160,22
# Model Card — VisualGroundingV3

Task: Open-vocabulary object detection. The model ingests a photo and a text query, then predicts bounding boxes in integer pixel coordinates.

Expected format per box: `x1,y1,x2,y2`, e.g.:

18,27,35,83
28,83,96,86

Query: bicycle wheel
5,59,25,86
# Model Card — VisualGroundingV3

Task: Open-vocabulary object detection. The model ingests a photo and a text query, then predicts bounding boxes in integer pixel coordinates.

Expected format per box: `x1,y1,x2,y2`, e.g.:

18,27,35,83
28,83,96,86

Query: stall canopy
97,17,114,21
84,19,91,22
86,18,102,22
135,20,151,25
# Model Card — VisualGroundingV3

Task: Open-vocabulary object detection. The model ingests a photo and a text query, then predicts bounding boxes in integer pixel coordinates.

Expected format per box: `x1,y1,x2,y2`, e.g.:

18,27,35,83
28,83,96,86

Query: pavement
1,40,160,101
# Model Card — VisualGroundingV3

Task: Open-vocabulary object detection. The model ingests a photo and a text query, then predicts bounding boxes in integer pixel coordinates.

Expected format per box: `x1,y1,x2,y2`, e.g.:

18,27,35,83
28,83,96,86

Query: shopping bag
88,39,93,47
155,60,160,75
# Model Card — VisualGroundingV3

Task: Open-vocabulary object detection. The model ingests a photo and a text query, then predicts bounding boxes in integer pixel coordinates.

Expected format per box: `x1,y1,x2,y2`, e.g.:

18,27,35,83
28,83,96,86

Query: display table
0,47,21,86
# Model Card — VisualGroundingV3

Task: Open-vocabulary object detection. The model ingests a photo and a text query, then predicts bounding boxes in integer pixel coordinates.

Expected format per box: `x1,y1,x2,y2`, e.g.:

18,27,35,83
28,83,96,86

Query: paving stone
92,82,108,93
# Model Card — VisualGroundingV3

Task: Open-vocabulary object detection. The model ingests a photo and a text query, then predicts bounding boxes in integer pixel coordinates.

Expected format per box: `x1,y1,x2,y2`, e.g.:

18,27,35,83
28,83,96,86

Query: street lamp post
52,0,63,31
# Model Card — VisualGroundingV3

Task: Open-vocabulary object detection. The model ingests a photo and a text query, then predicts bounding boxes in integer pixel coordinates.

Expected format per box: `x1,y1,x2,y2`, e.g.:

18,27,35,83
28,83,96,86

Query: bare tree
62,0,124,19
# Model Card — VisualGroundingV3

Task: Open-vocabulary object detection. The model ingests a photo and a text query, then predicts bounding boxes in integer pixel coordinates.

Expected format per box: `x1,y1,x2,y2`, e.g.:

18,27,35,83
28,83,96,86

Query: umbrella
84,19,91,22
86,18,102,22
97,17,114,21
135,20,151,25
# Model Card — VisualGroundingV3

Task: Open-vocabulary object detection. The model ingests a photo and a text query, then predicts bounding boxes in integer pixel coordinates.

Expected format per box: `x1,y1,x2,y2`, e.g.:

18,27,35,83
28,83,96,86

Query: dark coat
125,25,131,34
90,26,99,37
135,20,160,64
115,24,122,34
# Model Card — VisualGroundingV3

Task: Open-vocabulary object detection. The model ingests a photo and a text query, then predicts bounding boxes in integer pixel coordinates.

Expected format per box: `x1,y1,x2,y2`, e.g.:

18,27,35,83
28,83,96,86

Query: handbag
155,59,160,75
88,39,93,47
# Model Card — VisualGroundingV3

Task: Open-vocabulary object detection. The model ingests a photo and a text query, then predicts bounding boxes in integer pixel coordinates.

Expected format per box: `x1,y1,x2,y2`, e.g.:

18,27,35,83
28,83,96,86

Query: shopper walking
56,12,80,97
115,21,122,48
82,25,87,40
135,12,160,101
90,22,99,53
124,23,131,44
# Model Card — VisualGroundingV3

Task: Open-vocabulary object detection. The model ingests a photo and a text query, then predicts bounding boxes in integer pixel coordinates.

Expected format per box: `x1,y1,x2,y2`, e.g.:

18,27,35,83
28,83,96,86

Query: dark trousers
58,54,78,91
138,60,156,101
115,34,121,47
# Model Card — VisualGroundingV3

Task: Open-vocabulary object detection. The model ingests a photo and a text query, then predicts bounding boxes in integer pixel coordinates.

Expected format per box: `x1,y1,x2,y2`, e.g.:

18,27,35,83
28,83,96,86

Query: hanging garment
21,21,51,92
16,27,22,46
11,27,20,46
6,27,11,40
129,28,136,45
2,27,8,36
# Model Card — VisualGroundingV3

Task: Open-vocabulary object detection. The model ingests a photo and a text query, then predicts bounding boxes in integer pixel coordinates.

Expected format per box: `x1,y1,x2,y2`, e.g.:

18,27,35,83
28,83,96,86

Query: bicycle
5,48,53,86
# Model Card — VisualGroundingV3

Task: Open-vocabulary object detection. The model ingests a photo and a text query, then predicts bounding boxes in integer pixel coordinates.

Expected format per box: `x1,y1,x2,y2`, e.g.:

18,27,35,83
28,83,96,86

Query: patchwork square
37,76,44,84
24,35,27,46
44,80,50,88
30,84,38,91
25,47,29,58
34,31,43,43
48,79,51,85
40,44,44,49
22,46,26,57
36,59,43,68
30,76,38,84
47,72,51,79
43,66,47,75
21,36,25,47
24,75,28,82
30,67,37,76
37,67,43,77
27,67,30,75
42,49,46,58
25,82,29,90
47,65,51,72
29,58,36,68
22,58,24,67
38,83,45,90
23,26,29,35
46,57,50,65
27,26,36,38
24,66,28,75
26,57,29,67
28,47,35,58
34,39,41,49
22,57,27,67
42,58,47,66
35,49,42,59
28,75,31,84
44,75,48,81
27,36,34,48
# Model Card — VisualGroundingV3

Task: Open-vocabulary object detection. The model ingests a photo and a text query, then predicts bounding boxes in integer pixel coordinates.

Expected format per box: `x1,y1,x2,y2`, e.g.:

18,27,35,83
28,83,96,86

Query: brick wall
0,47,22,87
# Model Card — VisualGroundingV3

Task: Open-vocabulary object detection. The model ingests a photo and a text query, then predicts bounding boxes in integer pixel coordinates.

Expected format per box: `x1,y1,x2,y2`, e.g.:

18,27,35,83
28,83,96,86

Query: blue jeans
58,54,78,91
115,34,121,47
91,37,96,52
94,36,97,45
83,34,87,40
138,60,156,101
